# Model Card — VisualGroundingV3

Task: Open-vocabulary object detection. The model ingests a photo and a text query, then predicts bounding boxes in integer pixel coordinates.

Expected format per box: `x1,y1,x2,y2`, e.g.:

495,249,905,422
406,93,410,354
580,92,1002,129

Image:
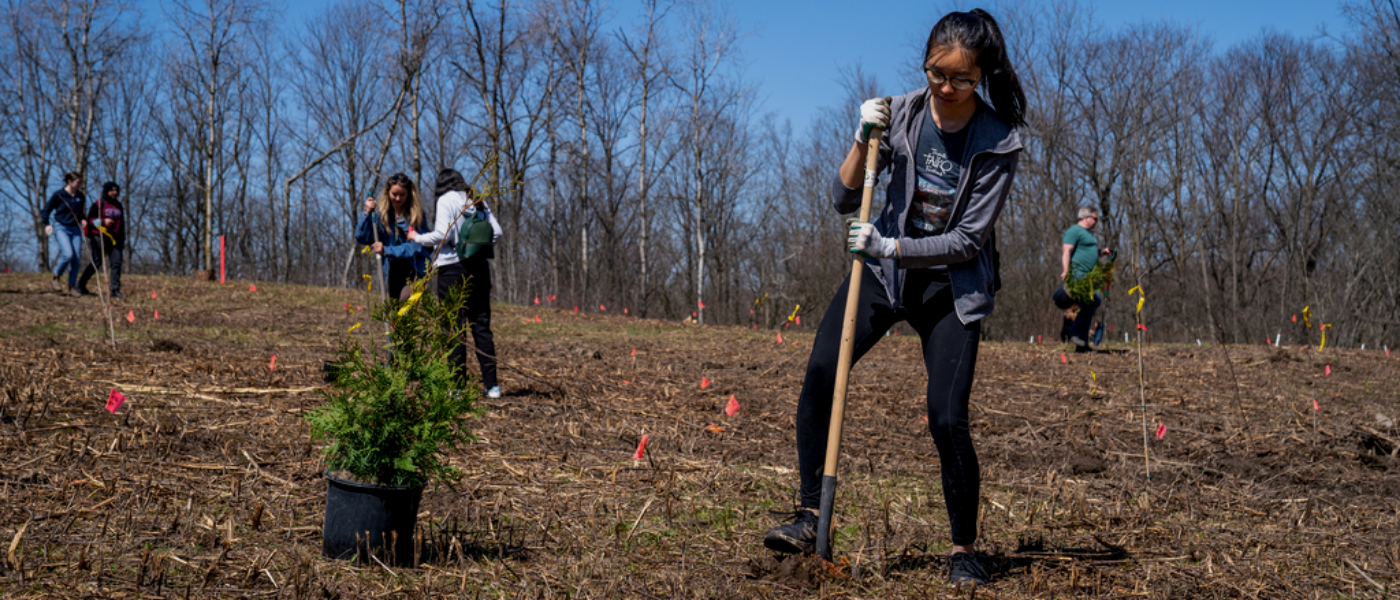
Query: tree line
2,0,1396,348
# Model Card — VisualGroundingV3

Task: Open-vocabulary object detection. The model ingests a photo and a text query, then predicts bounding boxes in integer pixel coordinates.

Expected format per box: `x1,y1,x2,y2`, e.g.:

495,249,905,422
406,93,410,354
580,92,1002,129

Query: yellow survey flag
397,291,424,316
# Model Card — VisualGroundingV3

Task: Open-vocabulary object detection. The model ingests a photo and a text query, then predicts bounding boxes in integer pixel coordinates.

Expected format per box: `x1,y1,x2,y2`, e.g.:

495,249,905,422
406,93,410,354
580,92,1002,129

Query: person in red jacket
77,182,126,297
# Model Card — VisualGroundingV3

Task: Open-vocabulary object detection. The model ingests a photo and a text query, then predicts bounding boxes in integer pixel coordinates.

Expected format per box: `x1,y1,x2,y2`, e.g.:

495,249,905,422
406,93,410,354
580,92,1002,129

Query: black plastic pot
1051,285,1076,310
322,471,424,566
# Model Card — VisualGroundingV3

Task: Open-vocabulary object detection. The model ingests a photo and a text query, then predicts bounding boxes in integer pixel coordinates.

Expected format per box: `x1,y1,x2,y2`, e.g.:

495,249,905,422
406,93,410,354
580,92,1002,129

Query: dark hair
433,168,470,198
923,9,1026,128
63,172,81,184
102,182,121,196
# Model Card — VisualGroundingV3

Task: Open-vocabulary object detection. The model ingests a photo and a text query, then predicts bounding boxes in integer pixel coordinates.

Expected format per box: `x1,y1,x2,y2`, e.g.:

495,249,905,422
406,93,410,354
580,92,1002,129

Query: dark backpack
454,208,494,260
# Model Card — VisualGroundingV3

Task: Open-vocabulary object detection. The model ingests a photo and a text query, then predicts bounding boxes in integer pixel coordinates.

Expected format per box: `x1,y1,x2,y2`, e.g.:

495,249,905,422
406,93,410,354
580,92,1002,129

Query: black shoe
1069,335,1088,348
110,291,125,298
949,552,991,586
763,509,819,554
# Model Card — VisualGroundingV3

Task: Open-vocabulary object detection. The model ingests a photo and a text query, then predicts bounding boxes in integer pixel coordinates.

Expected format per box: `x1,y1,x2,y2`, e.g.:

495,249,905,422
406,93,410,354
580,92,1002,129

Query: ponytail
924,9,1027,128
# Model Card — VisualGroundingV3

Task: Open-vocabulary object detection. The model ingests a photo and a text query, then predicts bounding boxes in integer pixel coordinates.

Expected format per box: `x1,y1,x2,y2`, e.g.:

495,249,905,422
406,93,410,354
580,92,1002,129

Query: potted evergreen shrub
306,282,483,566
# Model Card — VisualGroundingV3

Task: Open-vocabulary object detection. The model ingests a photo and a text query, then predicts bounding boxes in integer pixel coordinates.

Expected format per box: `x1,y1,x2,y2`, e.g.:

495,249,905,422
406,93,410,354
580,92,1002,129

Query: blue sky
135,0,1348,128
730,0,1346,126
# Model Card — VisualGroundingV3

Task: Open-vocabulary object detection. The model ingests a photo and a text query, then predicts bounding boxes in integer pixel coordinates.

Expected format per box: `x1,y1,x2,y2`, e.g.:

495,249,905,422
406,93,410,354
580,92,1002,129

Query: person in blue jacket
356,173,429,300
42,172,87,296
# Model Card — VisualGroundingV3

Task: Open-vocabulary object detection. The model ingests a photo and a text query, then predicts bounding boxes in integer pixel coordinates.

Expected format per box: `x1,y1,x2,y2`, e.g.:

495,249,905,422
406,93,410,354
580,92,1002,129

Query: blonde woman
356,173,429,300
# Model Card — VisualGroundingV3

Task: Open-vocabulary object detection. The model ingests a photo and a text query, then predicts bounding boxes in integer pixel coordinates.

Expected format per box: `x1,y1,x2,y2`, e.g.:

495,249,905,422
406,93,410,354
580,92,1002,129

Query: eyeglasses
925,68,979,91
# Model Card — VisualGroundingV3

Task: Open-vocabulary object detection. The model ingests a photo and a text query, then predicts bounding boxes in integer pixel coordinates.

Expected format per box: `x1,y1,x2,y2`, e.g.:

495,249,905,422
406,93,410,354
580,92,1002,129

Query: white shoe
486,386,502,399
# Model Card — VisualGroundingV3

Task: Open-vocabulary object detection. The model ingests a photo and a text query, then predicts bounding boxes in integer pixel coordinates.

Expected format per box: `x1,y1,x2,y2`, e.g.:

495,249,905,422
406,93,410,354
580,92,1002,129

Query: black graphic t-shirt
906,106,969,240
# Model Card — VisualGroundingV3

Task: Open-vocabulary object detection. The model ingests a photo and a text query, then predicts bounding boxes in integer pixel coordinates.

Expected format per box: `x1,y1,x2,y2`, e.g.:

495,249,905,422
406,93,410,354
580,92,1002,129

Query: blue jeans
1071,292,1102,346
51,226,83,288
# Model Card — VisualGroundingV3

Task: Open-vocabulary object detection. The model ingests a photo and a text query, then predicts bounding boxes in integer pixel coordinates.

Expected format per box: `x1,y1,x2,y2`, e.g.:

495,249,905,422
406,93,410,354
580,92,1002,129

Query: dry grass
0,273,1397,598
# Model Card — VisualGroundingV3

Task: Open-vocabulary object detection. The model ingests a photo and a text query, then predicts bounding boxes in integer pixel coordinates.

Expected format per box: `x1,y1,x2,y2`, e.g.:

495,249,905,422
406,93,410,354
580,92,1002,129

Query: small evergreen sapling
1064,258,1115,305
306,280,484,488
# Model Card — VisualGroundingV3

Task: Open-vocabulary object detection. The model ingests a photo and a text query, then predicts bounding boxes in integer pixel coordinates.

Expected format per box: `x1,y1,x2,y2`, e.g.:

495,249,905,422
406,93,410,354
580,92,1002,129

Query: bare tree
670,0,741,324
166,0,267,275
619,0,674,317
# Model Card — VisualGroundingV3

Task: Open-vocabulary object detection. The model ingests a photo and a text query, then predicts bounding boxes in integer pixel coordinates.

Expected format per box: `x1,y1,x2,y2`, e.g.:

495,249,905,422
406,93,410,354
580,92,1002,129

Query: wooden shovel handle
823,126,883,477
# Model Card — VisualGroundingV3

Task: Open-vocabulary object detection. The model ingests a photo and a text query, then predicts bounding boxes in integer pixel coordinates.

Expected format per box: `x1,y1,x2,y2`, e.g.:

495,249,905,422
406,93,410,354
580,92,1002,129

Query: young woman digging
763,9,1026,586
357,173,429,301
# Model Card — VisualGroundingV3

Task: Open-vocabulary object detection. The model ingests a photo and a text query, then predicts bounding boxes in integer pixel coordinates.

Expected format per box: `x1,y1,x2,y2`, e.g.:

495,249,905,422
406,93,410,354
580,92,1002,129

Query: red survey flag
533,297,540,305
796,315,801,326
701,376,710,390
1292,314,1297,323
548,295,556,301
534,315,541,323
1313,398,1321,411
269,355,277,371
152,290,157,299
632,435,649,460
1155,422,1166,439
1324,364,1331,376
105,388,126,413
344,302,350,312
1060,353,1068,364
126,310,135,323
600,304,606,311
573,306,579,313
623,308,629,315
698,300,705,309
154,310,160,320
1037,335,1042,343
631,347,636,357
777,332,784,344
725,394,739,417
249,284,257,292
692,311,697,318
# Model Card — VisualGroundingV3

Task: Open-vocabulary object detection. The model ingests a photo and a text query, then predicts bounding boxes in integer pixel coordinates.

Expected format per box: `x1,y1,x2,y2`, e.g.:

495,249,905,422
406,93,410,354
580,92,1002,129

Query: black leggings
386,259,417,301
795,265,982,546
434,259,498,389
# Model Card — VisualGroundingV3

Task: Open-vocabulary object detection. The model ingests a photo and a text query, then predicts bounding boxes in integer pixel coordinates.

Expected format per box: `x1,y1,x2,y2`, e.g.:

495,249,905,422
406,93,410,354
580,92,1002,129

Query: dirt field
1,273,1397,599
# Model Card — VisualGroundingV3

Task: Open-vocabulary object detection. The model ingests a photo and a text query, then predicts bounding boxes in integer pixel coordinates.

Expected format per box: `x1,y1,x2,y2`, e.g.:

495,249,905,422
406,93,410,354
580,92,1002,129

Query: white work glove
853,97,891,144
847,220,897,259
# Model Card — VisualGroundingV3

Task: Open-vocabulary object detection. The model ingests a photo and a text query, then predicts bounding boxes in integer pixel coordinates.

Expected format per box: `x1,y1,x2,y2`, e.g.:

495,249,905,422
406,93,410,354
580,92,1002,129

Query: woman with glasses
763,9,1026,587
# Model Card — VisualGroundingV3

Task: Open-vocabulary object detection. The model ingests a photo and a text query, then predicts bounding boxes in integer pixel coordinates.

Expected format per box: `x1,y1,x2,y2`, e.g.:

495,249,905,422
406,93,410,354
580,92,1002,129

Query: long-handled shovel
815,122,885,561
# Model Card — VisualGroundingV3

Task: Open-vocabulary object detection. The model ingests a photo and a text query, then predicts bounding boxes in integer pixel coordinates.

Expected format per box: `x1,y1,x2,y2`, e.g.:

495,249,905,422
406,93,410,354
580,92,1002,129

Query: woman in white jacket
408,168,503,399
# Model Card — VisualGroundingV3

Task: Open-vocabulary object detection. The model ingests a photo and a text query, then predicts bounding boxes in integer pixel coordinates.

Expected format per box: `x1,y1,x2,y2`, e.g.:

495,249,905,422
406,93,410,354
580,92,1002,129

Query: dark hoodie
85,182,126,249
42,187,86,229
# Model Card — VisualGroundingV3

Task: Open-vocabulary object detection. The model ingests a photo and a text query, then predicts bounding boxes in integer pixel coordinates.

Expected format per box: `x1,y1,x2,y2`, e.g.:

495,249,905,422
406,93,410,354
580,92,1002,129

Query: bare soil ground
1,273,1397,599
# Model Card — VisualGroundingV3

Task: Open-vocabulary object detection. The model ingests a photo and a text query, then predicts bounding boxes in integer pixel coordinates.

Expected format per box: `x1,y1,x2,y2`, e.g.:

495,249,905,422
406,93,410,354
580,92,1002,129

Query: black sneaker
949,552,991,586
763,509,819,554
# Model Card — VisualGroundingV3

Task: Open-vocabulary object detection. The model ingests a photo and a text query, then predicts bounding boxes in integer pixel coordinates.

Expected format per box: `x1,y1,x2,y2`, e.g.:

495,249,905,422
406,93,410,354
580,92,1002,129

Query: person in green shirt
1058,207,1110,350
